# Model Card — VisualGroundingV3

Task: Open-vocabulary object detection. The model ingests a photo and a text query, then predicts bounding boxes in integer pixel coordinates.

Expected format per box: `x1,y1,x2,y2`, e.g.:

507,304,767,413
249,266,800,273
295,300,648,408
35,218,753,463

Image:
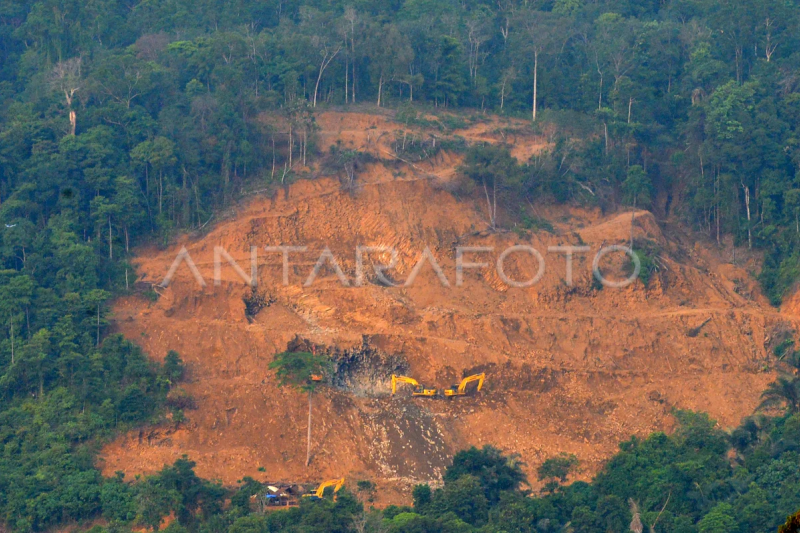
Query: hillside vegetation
100,411,800,533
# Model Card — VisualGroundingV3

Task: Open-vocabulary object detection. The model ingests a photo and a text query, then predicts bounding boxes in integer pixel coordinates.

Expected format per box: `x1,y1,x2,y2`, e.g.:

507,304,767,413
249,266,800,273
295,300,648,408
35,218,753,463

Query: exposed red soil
99,112,797,505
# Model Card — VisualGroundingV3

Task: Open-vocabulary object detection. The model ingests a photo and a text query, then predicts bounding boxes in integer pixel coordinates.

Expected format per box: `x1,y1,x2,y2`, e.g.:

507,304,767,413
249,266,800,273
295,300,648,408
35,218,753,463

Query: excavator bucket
392,375,437,397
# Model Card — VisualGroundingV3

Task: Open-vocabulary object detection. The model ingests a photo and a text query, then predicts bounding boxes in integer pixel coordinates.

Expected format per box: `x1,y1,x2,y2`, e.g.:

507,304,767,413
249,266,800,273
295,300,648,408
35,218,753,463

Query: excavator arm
391,375,437,397
444,373,486,397
304,478,346,500
391,375,419,394
458,373,485,393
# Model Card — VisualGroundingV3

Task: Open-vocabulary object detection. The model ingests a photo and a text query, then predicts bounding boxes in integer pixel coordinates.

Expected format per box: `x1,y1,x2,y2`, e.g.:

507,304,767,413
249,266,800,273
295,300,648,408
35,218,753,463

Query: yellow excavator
302,478,345,501
391,375,437,397
443,373,486,398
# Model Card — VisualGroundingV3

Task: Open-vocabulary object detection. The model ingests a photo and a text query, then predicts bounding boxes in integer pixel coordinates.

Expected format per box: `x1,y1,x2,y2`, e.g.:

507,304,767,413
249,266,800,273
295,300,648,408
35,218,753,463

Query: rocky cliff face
100,112,798,504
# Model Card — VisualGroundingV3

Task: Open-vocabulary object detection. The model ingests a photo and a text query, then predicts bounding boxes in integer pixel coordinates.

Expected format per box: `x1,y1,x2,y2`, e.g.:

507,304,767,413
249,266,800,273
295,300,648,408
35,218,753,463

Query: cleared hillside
100,112,794,504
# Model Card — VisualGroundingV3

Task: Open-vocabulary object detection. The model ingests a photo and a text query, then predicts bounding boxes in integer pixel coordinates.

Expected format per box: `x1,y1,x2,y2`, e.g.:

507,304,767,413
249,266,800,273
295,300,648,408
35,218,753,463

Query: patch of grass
758,250,800,306
774,338,795,360
143,288,160,302
166,387,196,410
392,130,440,162
440,114,468,131
356,480,375,492
439,136,469,152
594,238,661,288
394,104,439,129
629,239,661,287
521,215,555,234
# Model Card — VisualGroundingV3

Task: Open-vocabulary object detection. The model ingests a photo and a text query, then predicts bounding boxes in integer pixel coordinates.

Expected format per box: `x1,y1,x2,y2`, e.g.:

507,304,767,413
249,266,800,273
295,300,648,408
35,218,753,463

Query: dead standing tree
465,17,489,87
519,11,565,122
50,57,82,136
344,6,359,103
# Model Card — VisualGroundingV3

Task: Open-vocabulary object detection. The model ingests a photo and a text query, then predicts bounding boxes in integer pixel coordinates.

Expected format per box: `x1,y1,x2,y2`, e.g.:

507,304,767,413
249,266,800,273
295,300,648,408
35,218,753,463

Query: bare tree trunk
630,201,635,250
649,492,671,532
628,97,633,123
313,73,320,108
699,150,704,181
253,49,259,97
158,171,163,215
735,46,742,84
629,499,643,533
532,49,538,121
306,391,313,466
377,76,383,107
765,18,775,62
482,180,496,230
493,178,497,230
743,181,752,249
313,47,340,108
348,13,356,103
715,167,720,244
193,184,201,228
598,73,603,109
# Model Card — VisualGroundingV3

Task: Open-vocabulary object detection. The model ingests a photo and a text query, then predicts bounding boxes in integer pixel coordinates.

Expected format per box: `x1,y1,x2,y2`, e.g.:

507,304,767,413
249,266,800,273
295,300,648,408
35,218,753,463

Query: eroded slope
100,112,795,504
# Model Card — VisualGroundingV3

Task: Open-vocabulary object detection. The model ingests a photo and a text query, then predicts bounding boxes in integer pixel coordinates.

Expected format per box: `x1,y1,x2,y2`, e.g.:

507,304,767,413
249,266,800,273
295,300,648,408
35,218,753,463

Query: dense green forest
3,0,800,299
3,0,800,531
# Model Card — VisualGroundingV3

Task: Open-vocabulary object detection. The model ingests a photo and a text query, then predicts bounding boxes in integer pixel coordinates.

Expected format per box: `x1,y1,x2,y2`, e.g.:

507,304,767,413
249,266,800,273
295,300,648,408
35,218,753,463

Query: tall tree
518,10,566,121
269,350,330,466
432,36,467,108
300,7,343,108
